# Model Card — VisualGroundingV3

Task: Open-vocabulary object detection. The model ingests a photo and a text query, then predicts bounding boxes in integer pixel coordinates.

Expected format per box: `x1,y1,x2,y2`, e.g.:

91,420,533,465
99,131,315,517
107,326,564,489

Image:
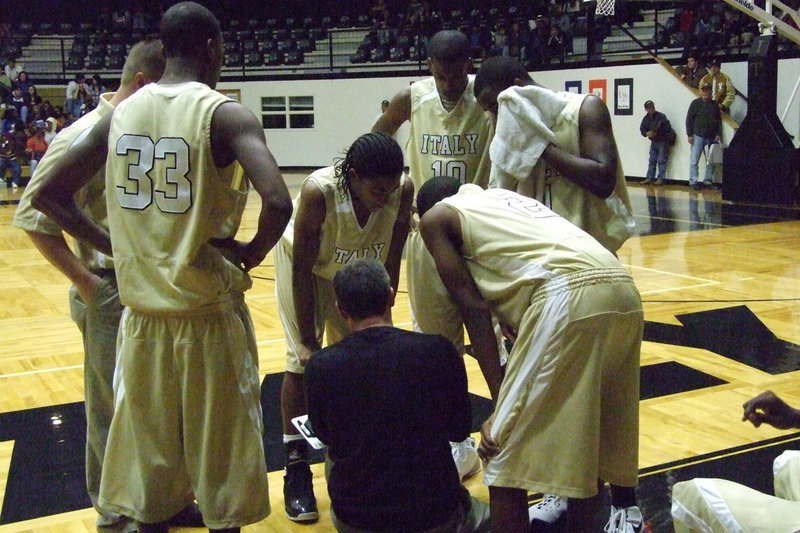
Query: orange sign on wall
588,79,607,103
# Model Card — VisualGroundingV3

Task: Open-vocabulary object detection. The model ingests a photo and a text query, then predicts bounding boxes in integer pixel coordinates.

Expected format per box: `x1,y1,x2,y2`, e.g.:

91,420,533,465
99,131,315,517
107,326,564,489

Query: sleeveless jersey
279,166,404,281
106,82,251,312
14,93,116,270
406,76,493,192
438,184,621,328
530,91,634,253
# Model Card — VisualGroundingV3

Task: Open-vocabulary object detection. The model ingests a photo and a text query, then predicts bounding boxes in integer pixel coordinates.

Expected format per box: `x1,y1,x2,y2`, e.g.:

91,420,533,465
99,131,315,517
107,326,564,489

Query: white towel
489,85,570,187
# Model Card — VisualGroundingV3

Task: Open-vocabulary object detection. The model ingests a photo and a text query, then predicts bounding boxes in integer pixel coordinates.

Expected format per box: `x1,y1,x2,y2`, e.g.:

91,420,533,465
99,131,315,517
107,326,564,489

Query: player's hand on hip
75,272,103,304
297,343,318,367
478,414,500,461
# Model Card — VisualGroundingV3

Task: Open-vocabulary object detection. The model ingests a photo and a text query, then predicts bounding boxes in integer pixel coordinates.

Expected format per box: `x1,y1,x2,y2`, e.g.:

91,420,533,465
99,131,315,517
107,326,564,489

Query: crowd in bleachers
350,0,635,67
1,0,795,75
0,58,106,188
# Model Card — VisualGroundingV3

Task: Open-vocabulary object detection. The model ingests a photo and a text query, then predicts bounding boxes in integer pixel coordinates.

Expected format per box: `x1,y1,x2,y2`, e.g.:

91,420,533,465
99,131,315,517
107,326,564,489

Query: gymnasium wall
214,57,800,182
36,57,795,183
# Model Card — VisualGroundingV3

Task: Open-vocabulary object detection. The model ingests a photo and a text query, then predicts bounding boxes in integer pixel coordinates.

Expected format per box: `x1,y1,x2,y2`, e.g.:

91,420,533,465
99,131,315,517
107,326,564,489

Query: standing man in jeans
639,100,674,185
686,82,721,190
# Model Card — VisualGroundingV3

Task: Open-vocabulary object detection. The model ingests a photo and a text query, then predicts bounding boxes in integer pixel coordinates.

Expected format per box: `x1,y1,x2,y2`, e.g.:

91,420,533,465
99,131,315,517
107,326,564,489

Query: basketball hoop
596,0,615,16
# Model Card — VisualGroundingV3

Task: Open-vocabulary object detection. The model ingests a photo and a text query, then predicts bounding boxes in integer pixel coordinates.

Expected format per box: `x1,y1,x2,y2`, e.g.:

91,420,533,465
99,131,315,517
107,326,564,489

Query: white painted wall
177,57,800,182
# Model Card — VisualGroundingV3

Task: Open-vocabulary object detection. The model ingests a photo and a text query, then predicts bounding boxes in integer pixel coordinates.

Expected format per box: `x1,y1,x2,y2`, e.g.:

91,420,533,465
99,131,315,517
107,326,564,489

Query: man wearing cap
686,83,722,190
700,59,735,113
639,100,675,185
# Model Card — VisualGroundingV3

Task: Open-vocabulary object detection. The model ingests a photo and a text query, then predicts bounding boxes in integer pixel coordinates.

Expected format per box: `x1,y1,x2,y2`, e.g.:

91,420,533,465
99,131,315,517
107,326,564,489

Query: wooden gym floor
1,173,800,532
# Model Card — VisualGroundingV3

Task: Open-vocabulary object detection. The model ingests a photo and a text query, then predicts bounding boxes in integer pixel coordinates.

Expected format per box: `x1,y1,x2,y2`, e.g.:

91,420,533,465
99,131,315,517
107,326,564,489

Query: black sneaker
284,465,319,523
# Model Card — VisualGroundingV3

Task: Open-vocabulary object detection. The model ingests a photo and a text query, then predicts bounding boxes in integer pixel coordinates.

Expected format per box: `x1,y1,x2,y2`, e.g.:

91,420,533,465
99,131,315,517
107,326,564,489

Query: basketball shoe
604,505,643,533
528,494,567,524
451,437,481,480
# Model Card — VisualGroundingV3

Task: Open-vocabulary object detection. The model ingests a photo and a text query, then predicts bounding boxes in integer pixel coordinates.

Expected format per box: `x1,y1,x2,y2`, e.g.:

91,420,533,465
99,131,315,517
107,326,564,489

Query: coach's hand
478,414,499,460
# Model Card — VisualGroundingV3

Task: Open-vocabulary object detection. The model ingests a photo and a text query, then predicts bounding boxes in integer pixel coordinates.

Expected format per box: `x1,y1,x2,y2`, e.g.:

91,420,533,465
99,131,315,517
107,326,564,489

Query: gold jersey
438,184,620,327
106,82,251,312
406,76,493,192
279,166,405,281
530,91,634,253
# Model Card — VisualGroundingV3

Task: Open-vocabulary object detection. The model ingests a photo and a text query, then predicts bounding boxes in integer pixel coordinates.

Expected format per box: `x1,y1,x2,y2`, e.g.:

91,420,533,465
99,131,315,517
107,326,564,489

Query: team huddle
13,2,647,533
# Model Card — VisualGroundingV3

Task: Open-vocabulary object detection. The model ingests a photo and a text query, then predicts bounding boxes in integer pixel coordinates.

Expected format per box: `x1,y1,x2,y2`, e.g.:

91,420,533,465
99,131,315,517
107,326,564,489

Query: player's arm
26,232,101,303
371,87,411,136
292,180,327,363
539,94,618,199
383,177,414,291
419,205,503,401
31,113,112,256
210,102,292,270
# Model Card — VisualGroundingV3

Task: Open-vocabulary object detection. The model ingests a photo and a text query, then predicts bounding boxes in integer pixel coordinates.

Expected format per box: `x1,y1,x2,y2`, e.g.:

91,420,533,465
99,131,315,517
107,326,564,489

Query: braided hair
335,132,404,198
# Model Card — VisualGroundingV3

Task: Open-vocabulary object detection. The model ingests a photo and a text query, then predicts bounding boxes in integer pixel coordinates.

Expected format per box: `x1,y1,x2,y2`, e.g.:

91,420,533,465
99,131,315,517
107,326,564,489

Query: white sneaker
528,494,568,524
604,505,643,533
451,437,481,480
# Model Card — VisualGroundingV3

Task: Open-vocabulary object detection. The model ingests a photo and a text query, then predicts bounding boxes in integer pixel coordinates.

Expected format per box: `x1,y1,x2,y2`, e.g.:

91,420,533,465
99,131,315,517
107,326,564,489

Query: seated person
305,258,490,533
672,391,800,532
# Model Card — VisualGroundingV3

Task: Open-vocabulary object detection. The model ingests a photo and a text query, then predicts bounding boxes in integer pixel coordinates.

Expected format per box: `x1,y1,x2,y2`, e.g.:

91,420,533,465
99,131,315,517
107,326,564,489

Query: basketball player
473,56,634,254
373,28,493,480
372,29,493,192
11,40,208,533
276,132,413,522
416,176,644,533
672,390,800,532
31,3,293,532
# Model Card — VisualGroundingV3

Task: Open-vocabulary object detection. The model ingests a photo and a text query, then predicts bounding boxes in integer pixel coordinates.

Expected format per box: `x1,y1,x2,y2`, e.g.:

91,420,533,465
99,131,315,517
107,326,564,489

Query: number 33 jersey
406,76,494,192
106,82,251,313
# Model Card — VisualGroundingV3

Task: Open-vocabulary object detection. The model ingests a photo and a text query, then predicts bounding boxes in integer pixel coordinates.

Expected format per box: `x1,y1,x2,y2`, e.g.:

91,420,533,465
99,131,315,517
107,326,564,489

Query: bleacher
1,1,794,83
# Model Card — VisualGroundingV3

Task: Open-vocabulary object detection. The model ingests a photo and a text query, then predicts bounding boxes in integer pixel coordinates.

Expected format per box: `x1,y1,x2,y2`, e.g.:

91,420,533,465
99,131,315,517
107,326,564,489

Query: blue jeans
0,158,21,185
689,134,717,185
647,140,670,182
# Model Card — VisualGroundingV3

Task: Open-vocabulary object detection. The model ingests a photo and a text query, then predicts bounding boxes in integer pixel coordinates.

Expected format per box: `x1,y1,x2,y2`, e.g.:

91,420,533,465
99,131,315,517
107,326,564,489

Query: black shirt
305,327,471,531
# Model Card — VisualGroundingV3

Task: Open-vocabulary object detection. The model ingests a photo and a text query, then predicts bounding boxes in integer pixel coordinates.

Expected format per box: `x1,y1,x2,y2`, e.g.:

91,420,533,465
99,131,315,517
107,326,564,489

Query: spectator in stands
677,52,708,89
0,131,22,188
526,19,548,68
65,74,86,119
27,86,42,117
683,5,712,61
490,23,509,56
25,123,48,176
1,108,17,135
507,21,529,61
724,10,756,51
131,8,150,32
4,58,22,85
700,58,735,114
37,100,55,121
89,75,105,105
546,25,567,63
113,8,133,30
9,86,29,123
11,119,29,169
43,117,58,145
15,71,32,93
